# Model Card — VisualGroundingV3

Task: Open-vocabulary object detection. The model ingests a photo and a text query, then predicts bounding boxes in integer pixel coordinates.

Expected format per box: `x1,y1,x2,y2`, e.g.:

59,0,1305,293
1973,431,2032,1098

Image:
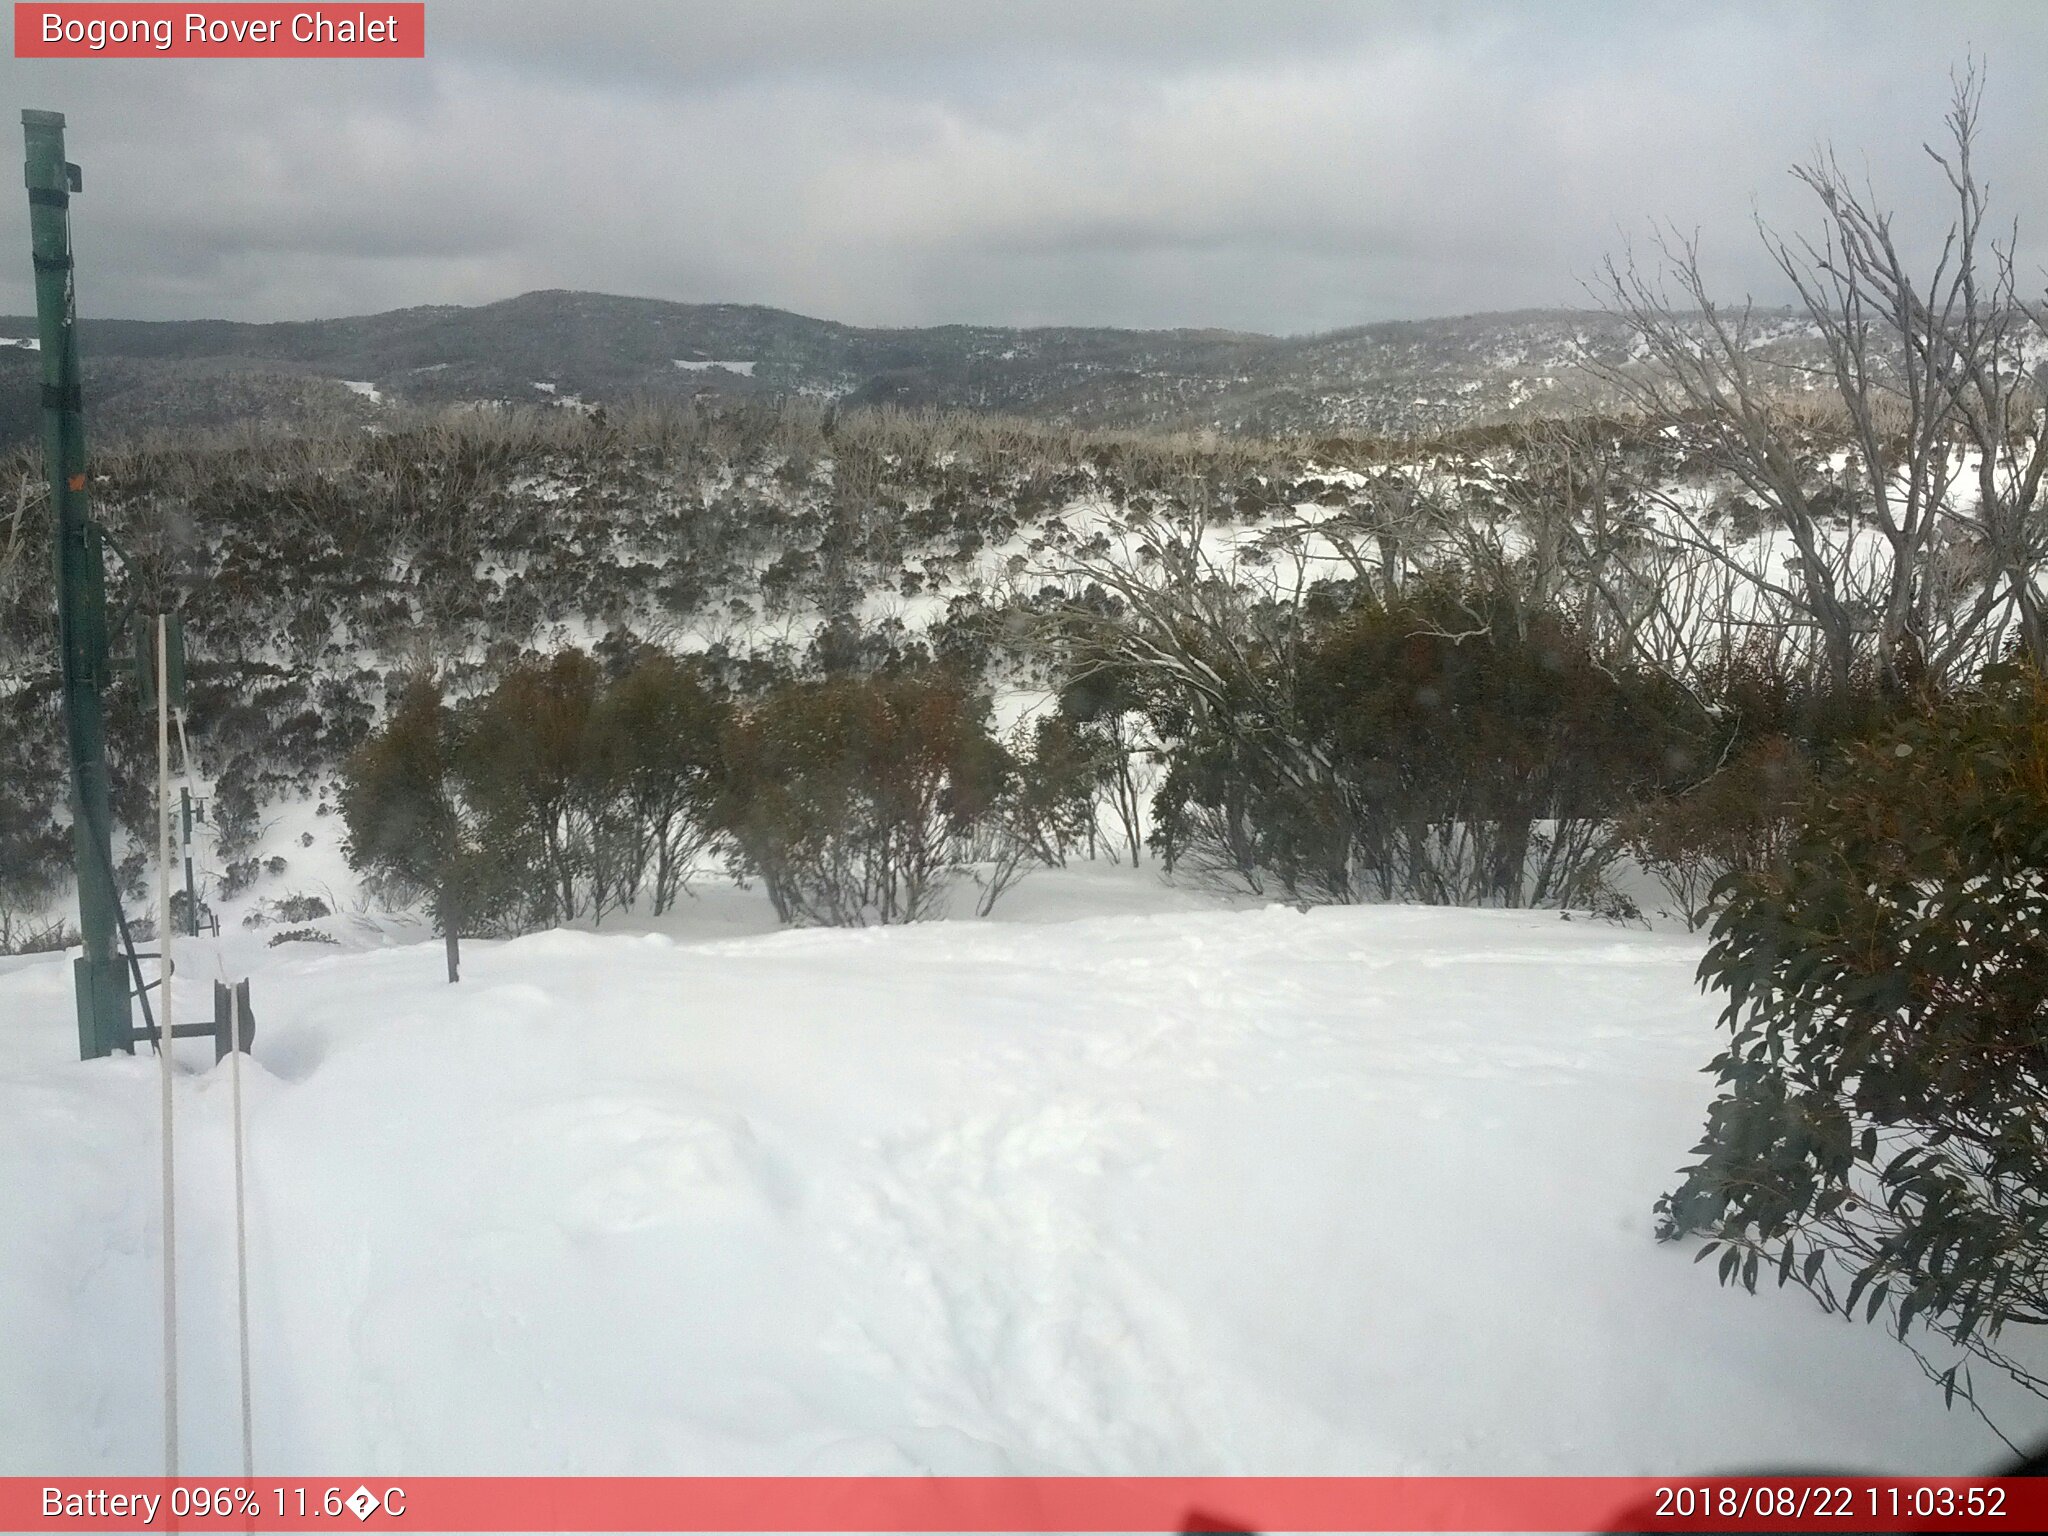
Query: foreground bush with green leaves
1658,664,2048,1406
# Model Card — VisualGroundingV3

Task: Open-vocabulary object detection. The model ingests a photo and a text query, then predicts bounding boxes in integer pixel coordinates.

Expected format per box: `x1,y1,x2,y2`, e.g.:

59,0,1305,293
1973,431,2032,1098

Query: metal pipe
21,109,131,1059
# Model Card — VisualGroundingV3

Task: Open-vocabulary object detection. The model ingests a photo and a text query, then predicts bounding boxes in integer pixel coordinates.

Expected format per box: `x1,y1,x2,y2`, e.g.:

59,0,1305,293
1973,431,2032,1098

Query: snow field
1,869,2037,1478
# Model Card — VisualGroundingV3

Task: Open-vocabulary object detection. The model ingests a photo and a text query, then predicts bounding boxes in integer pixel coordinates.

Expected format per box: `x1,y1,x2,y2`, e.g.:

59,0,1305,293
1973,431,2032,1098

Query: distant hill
0,289,1762,449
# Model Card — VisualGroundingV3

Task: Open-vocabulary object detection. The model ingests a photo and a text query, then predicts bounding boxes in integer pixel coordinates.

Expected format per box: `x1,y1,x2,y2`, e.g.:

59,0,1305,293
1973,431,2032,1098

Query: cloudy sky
2,0,2046,333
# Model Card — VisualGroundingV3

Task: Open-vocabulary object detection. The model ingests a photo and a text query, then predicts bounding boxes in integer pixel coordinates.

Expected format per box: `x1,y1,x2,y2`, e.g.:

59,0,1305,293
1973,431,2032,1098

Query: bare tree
1592,65,2046,691
0,477,37,679
1029,489,1357,897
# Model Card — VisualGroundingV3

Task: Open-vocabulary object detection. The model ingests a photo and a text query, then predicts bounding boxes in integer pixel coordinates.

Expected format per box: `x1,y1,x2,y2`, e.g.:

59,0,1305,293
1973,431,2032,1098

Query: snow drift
0,871,2033,1476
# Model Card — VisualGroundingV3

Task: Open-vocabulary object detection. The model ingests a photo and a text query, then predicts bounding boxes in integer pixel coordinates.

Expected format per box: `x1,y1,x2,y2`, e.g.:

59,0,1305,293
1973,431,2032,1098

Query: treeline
337,643,1160,967
0,394,1373,947
1030,480,1924,928
338,578,1910,949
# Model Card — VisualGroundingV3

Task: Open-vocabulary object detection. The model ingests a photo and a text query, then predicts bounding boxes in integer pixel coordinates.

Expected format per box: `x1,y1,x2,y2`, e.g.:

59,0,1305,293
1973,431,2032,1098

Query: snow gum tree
454,649,603,926
1042,507,1686,907
1293,586,1683,907
1054,666,1149,866
1596,67,2048,693
1660,664,2048,1413
343,648,733,944
338,675,470,982
580,651,728,917
715,670,1008,926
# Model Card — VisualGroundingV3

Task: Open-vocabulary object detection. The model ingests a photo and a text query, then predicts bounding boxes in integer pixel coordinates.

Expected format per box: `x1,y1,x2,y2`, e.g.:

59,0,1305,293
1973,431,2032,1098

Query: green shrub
1147,582,1686,906
1622,649,1896,928
452,650,604,926
580,651,728,916
272,892,332,923
1622,736,1810,929
343,649,732,944
717,670,1006,925
1658,664,2048,1406
338,675,472,979
0,798,66,955
268,926,339,948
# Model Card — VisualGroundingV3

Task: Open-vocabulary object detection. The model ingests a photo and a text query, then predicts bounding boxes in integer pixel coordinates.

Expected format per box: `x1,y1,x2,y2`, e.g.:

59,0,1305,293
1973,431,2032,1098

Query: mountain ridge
0,288,1798,449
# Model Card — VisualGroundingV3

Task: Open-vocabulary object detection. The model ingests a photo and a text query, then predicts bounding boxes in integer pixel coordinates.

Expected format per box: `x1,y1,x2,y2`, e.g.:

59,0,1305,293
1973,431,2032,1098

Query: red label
14,4,425,57
0,1476,2042,1532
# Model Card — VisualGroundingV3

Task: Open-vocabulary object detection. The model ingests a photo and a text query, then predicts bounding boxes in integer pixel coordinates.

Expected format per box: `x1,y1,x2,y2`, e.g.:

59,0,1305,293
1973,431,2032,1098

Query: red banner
14,4,424,58
1,1476,2041,1532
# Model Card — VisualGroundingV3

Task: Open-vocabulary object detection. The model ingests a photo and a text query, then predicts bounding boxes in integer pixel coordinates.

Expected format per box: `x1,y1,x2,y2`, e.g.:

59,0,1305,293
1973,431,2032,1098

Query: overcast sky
2,0,2046,333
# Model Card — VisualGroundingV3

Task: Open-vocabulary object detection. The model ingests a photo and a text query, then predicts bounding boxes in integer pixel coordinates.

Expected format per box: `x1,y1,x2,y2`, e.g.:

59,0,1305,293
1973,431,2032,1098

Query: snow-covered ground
2,866,2039,1478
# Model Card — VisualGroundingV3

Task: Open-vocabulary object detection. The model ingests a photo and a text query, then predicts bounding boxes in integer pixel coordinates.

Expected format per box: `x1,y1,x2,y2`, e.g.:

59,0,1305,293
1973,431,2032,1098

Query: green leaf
1845,1268,1872,1315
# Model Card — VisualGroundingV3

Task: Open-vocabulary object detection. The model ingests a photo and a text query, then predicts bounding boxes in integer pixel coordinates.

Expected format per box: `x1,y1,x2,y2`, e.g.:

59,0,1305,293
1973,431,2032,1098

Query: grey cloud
2,1,2045,331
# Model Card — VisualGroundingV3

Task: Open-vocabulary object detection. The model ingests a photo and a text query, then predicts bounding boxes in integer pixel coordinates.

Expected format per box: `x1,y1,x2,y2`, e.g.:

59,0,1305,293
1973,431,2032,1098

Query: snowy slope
2,869,2040,1478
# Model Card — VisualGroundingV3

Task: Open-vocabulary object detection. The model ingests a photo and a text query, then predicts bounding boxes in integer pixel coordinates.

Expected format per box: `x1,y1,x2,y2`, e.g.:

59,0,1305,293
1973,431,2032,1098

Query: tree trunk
439,885,461,984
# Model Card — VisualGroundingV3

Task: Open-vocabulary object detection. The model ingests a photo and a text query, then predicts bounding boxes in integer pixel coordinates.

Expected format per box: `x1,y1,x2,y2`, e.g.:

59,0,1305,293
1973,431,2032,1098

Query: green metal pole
22,110,131,1060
